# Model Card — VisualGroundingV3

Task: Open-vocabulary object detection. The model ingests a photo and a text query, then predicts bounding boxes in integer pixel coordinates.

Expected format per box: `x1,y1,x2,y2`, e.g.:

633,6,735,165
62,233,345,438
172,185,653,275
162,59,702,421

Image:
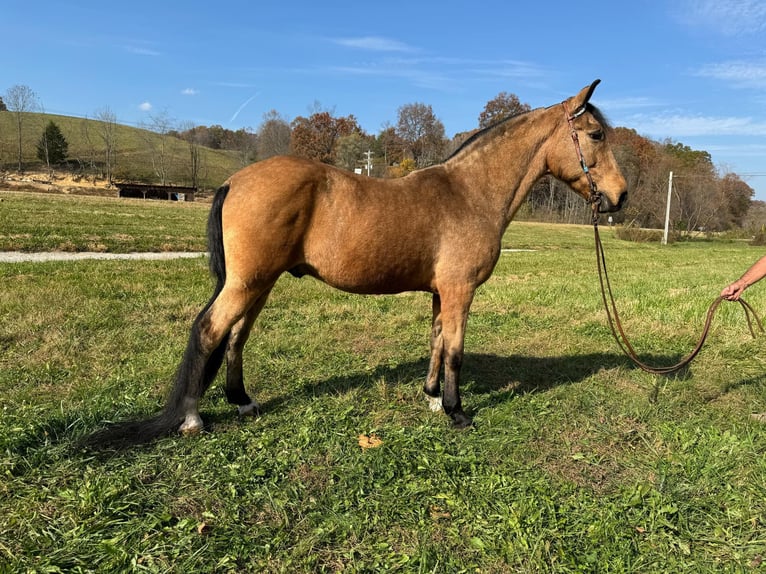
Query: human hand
721,280,747,301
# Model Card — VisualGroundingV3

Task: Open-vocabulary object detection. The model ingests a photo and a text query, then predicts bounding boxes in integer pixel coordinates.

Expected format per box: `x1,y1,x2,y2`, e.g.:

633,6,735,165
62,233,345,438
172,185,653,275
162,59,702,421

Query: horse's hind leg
174,284,256,434
424,294,444,412
224,287,274,417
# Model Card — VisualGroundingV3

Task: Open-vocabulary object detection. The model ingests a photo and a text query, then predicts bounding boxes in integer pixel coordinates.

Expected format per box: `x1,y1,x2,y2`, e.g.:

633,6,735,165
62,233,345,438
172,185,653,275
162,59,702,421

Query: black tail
82,184,232,449
207,183,229,291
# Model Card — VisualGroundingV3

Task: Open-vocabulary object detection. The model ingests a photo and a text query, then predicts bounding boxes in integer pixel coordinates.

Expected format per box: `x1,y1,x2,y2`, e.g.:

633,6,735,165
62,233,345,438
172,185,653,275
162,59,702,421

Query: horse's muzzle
598,190,627,213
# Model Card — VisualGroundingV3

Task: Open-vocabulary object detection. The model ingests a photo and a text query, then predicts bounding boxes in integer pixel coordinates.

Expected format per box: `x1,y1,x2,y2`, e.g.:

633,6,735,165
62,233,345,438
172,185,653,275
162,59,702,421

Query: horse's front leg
424,294,444,412
437,288,475,428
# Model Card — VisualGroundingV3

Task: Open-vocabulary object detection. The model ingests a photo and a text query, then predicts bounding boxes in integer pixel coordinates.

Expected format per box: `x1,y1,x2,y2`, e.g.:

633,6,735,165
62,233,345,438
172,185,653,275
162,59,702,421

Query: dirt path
0,252,206,263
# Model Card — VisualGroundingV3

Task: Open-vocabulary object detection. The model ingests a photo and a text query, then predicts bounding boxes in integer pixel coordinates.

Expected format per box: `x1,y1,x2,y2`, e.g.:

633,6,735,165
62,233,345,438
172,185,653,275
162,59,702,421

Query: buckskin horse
90,79,627,445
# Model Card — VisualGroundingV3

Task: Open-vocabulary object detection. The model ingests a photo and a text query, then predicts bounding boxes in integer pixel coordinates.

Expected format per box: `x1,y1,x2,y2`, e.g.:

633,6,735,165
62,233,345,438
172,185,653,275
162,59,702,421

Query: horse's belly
301,251,433,295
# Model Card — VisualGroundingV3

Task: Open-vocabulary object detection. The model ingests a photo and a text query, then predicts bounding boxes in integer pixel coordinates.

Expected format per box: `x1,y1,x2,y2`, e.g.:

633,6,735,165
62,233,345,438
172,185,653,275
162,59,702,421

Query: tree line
1,84,759,232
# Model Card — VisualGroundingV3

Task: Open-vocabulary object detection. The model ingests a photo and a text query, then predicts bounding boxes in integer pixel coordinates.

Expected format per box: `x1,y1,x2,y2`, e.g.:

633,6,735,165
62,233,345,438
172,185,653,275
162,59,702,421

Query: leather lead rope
562,100,762,374
592,217,764,375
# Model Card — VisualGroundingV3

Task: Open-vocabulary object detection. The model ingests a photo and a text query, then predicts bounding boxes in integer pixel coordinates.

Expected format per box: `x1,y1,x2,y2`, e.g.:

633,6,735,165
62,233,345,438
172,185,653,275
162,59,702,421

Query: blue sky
4,0,766,199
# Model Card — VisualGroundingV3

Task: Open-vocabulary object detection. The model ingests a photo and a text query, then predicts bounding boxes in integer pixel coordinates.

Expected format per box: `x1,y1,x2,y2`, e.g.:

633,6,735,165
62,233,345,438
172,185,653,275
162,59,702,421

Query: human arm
721,254,766,301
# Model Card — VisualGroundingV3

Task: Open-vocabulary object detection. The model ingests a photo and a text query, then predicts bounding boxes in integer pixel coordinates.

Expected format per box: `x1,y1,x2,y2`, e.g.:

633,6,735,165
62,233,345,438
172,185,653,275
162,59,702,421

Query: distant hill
0,111,245,190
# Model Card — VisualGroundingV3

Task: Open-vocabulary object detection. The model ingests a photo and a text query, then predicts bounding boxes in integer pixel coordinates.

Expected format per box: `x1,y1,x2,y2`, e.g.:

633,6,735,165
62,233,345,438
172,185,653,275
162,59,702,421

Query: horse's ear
568,79,601,116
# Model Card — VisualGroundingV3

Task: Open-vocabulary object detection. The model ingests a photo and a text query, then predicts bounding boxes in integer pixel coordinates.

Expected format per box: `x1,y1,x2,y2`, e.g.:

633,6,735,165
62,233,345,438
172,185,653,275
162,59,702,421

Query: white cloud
596,96,665,111
327,56,547,92
332,36,414,52
139,102,152,112
229,93,259,123
695,61,766,88
125,45,161,57
181,88,199,96
626,112,766,138
679,0,766,35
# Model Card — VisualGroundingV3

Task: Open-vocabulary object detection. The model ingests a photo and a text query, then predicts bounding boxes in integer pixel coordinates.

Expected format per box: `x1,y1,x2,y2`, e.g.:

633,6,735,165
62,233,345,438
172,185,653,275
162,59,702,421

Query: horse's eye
589,130,605,142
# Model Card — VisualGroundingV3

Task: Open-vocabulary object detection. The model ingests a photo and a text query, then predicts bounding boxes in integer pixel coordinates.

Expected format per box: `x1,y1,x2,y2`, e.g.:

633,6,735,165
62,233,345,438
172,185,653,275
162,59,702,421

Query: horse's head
546,80,627,213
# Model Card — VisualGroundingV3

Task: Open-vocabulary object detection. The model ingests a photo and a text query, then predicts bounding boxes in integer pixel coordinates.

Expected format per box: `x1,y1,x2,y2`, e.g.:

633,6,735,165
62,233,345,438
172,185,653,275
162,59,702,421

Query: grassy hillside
0,111,244,189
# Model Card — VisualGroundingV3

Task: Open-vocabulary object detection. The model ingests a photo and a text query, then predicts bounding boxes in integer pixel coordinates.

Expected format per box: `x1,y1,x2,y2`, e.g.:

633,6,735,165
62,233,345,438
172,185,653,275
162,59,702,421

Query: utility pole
363,150,373,176
662,171,673,245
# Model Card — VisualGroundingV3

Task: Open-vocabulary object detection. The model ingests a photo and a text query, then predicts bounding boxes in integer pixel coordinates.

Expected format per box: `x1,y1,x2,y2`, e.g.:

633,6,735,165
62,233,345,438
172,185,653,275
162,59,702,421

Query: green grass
1,193,766,572
0,191,209,252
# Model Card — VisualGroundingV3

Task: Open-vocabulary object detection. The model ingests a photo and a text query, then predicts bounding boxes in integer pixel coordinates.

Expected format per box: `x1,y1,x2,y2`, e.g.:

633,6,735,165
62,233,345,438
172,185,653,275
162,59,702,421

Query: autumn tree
375,124,406,167
199,124,228,149
5,84,39,172
335,132,377,173
478,92,531,129
520,121,759,230
229,128,258,167
290,111,361,164
395,103,446,168
718,173,753,228
256,110,291,160
743,200,766,230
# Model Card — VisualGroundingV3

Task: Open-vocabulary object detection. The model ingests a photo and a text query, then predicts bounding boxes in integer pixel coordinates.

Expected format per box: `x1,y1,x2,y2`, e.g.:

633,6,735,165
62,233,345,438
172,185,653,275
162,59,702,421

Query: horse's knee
446,350,463,372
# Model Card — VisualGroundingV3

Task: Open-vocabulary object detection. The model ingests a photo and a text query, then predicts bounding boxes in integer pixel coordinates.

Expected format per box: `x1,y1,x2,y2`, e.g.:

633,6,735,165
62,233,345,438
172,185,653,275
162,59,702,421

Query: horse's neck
446,109,553,228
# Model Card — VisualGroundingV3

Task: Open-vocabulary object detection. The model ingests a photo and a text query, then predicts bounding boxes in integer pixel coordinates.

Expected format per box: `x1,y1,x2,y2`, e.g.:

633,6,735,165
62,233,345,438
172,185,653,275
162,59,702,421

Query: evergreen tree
0,96,7,112
36,121,69,166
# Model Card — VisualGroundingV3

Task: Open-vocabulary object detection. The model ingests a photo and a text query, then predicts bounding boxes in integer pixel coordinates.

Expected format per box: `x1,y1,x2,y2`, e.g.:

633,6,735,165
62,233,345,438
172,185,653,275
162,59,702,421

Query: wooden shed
116,183,196,202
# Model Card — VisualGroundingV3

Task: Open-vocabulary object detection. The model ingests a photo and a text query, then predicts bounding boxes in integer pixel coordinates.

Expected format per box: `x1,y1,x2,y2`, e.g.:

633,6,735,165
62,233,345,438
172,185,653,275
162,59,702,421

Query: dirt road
0,252,206,263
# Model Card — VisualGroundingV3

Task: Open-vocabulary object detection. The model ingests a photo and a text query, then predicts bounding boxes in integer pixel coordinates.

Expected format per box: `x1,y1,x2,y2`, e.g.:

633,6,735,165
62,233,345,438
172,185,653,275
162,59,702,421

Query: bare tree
79,118,98,181
256,110,291,160
179,121,205,188
141,110,174,185
95,107,118,185
231,128,258,168
4,84,39,172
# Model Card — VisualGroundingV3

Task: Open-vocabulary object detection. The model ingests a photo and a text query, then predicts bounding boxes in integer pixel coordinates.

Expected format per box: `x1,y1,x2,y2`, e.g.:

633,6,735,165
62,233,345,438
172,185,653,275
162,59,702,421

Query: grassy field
1,192,766,572
0,191,209,252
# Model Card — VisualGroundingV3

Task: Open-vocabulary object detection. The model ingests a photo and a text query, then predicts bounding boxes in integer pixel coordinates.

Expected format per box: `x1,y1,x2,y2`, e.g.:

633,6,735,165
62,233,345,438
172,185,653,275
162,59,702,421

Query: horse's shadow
251,351,660,419
7,350,721,457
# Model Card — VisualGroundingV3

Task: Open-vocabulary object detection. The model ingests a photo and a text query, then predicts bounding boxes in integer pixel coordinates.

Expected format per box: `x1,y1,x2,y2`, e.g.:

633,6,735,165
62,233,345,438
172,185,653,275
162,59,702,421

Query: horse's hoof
237,401,260,417
427,395,443,413
451,412,474,429
179,414,203,435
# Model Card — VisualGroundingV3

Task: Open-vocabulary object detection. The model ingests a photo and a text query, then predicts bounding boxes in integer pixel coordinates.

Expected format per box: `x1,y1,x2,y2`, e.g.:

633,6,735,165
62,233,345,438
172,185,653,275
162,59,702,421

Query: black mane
444,102,611,163
445,109,531,162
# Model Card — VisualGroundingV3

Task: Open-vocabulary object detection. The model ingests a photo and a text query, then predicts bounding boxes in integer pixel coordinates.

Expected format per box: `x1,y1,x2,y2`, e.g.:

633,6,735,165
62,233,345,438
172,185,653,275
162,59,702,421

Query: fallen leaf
197,522,211,535
358,434,383,449
430,505,451,520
